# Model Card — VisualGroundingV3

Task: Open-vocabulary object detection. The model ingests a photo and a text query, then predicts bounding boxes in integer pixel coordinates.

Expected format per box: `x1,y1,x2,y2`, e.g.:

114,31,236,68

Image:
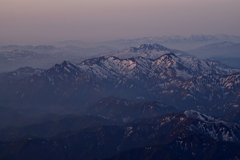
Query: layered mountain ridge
1,111,240,160
0,44,239,116
0,43,240,160
102,43,191,59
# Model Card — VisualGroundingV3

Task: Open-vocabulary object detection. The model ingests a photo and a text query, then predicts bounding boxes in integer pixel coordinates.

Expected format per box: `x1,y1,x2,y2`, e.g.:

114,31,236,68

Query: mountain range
0,44,239,115
1,34,240,73
101,34,240,50
0,45,116,73
188,41,240,68
0,43,239,160
1,111,240,160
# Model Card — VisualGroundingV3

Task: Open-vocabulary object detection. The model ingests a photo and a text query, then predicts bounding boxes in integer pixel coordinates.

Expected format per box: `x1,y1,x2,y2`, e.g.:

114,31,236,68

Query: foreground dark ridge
0,111,240,160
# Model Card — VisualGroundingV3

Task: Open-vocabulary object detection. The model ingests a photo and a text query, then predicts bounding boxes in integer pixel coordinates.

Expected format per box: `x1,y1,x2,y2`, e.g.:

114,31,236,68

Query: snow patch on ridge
184,110,216,122
185,110,240,142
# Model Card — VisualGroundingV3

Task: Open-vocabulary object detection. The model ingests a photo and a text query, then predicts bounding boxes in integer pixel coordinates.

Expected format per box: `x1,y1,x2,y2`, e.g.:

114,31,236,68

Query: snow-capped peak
184,110,240,143
76,50,240,81
184,110,216,122
50,61,80,74
102,43,191,59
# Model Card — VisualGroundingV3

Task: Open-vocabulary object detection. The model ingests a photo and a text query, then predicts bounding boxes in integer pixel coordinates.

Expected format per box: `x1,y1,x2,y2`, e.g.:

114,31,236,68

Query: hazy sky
1,0,240,45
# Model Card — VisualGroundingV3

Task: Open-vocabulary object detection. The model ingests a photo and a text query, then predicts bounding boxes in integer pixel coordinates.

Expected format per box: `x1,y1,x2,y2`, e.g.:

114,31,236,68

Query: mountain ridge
0,43,240,160
1,111,240,160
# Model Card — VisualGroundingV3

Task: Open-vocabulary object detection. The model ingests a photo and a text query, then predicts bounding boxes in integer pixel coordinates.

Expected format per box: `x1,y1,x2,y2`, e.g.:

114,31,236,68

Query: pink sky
1,0,240,45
